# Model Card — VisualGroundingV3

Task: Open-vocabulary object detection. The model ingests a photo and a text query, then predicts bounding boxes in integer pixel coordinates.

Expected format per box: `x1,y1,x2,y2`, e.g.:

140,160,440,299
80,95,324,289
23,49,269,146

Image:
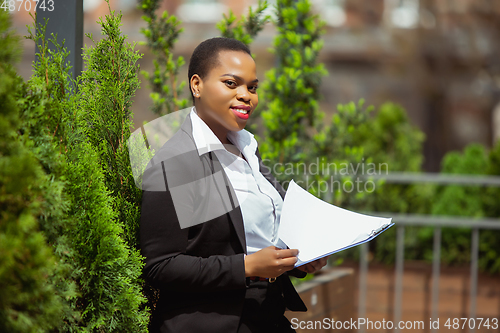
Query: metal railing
356,173,500,333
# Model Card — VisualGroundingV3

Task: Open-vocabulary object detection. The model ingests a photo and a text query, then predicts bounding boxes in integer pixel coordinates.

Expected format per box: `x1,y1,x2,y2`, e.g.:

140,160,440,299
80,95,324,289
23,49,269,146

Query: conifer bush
79,3,144,249
140,0,188,115
258,0,327,166
0,10,66,332
8,3,148,330
217,0,270,47
71,4,148,329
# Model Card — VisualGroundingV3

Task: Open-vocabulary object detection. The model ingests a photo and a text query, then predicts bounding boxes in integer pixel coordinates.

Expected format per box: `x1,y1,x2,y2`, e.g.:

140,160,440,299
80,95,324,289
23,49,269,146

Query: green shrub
140,0,188,115
217,0,270,47
312,101,429,263
258,0,327,167
0,10,67,332
421,143,500,273
15,5,148,331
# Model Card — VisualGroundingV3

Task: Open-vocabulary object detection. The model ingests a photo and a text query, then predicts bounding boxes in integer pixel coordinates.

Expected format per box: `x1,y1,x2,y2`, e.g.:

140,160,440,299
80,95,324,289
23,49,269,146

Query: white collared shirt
190,107,287,254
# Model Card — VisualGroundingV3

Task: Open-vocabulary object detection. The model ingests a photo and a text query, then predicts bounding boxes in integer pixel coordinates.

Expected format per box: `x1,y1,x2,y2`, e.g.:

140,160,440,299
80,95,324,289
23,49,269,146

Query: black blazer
140,112,306,333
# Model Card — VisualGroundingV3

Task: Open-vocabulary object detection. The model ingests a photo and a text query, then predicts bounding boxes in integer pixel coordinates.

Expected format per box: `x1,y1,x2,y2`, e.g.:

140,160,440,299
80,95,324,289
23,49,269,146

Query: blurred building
315,0,500,171
10,0,500,171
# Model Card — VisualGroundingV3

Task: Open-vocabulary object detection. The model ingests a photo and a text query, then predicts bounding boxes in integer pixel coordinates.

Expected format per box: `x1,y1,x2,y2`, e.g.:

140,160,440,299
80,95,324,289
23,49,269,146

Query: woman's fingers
245,246,300,278
320,256,329,266
296,256,330,274
274,247,298,259
296,263,312,273
275,248,298,272
279,256,298,267
314,261,324,270
275,248,299,271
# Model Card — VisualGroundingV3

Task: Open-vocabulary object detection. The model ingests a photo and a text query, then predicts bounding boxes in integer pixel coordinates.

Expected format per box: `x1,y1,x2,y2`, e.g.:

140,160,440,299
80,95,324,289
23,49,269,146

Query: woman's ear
190,74,202,98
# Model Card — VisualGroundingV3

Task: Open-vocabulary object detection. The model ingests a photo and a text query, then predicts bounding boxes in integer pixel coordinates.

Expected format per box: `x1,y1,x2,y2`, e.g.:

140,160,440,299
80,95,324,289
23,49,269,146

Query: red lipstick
230,105,251,120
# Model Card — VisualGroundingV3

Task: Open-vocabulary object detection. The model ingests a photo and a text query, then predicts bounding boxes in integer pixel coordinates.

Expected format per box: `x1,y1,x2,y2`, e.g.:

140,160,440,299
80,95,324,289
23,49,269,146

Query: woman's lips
231,107,250,120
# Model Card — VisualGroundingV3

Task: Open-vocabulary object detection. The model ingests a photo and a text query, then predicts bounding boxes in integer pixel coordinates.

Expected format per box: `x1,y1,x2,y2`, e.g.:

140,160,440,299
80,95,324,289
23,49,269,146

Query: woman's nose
236,86,250,101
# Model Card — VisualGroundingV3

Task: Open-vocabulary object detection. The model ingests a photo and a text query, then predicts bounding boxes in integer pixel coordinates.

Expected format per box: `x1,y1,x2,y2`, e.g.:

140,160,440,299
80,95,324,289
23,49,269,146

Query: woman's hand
296,256,329,274
244,246,299,278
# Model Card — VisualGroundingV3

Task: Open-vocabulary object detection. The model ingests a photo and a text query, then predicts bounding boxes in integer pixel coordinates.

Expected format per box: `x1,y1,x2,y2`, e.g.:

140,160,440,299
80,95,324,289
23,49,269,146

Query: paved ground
340,261,500,332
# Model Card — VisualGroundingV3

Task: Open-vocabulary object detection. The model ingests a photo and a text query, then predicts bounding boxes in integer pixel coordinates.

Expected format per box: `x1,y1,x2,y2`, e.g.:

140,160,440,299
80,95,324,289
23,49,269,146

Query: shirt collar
190,107,257,157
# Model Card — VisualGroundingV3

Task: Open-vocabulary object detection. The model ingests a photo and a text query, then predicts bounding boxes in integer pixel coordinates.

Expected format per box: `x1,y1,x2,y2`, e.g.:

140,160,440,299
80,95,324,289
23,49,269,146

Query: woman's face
191,50,259,142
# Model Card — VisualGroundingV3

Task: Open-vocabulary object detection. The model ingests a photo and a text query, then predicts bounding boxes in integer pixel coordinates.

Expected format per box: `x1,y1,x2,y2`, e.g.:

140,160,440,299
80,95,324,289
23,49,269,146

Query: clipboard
278,180,394,267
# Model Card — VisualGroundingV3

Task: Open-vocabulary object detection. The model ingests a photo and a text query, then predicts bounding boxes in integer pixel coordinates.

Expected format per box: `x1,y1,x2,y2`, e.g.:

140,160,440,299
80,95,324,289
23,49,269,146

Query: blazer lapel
206,151,247,254
179,114,247,253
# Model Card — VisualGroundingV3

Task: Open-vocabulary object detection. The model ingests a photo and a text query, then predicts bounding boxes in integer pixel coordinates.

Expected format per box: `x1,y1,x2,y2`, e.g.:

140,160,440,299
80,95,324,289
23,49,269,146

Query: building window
386,0,419,29
176,0,228,23
313,0,346,27
83,0,101,13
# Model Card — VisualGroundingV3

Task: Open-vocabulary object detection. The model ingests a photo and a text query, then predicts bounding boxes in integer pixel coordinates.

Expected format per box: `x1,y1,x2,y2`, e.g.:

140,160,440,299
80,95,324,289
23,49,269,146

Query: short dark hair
188,37,252,102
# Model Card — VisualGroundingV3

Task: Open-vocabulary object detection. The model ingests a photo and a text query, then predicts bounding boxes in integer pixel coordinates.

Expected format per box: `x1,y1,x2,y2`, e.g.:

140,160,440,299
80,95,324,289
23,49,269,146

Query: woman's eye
249,85,258,92
224,80,237,87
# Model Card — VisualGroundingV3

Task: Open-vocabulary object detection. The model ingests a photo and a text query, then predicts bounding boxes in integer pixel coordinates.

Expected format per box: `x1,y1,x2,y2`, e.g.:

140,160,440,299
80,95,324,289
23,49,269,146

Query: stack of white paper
278,180,394,267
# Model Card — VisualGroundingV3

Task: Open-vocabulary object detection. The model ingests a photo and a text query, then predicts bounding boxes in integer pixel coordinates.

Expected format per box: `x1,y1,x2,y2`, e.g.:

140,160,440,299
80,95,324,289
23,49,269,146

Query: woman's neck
213,127,230,144
194,106,230,144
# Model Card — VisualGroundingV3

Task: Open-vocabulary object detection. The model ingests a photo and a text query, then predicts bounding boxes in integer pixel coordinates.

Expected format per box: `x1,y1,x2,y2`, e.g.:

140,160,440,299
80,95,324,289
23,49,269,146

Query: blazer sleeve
140,148,246,293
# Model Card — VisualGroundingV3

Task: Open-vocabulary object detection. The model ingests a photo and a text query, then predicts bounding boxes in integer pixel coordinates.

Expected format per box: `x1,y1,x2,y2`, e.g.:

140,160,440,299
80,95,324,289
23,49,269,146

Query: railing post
394,225,405,333
358,242,369,333
469,228,479,333
431,227,441,333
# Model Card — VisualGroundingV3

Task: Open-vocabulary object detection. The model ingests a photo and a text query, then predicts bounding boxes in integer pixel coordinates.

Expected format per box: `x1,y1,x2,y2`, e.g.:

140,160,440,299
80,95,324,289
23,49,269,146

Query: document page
279,180,394,267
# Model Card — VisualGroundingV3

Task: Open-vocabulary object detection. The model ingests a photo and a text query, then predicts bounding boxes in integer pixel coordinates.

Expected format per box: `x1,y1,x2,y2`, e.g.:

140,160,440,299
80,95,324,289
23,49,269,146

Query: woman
140,37,328,333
